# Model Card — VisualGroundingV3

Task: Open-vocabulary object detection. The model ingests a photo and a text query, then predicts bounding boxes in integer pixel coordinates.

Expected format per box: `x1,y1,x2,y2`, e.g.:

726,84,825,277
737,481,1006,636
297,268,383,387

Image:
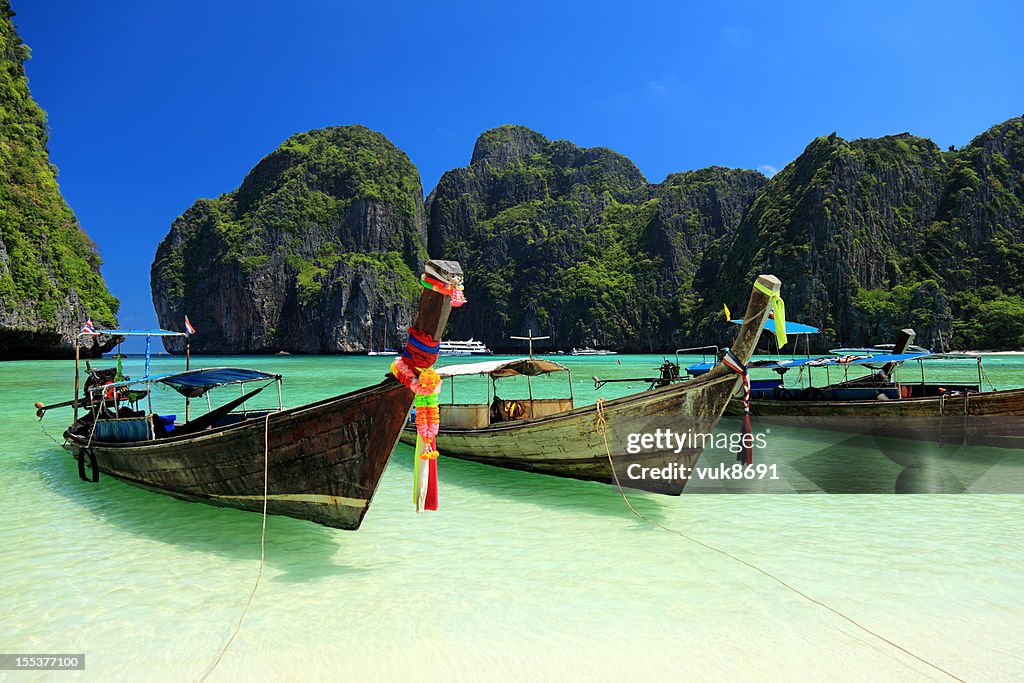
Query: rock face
0,2,119,359
152,118,1024,353
697,118,1024,351
151,126,426,353
426,125,766,350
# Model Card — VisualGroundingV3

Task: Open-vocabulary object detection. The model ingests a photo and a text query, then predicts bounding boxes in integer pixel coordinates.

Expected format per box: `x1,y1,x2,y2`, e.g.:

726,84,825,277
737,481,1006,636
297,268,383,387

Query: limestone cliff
150,126,426,353
0,2,119,359
426,125,766,351
698,118,1024,351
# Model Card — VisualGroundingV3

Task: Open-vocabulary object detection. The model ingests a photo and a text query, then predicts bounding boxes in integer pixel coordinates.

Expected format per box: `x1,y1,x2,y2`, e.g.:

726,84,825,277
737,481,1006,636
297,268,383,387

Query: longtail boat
41,260,464,530
399,275,783,494
686,329,1024,448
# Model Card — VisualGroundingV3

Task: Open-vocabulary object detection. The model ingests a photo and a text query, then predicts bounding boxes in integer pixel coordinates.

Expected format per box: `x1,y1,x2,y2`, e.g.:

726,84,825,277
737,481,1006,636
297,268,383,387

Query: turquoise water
2,354,1023,680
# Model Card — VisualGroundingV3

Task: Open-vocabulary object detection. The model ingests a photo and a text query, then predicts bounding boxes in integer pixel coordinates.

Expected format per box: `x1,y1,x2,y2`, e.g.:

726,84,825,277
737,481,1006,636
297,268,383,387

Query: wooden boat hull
725,388,1024,448
402,371,742,495
65,379,413,530
58,258,464,530
398,274,785,494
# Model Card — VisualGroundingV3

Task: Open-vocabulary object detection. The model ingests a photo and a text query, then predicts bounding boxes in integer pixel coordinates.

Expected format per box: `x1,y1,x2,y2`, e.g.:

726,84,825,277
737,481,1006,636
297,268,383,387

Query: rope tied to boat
594,397,607,435
721,349,753,465
591,395,965,683
199,413,271,682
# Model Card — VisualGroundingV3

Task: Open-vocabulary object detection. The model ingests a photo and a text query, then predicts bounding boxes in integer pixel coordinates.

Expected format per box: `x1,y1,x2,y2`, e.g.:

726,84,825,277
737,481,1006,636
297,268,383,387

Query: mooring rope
199,413,271,682
592,398,966,683
38,420,64,447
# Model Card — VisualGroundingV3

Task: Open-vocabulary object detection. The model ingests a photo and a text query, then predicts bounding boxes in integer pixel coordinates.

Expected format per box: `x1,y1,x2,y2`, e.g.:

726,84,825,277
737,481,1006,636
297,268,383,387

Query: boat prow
54,259,465,530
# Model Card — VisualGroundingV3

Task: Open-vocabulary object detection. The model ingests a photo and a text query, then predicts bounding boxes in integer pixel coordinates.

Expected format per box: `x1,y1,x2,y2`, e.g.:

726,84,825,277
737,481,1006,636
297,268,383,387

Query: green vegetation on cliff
428,126,766,350
699,118,1024,350
0,2,118,356
151,117,1024,353
151,125,426,353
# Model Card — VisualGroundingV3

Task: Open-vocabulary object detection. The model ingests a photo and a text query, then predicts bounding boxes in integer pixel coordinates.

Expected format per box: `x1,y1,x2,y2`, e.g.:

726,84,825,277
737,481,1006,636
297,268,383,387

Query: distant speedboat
570,347,617,356
439,339,491,356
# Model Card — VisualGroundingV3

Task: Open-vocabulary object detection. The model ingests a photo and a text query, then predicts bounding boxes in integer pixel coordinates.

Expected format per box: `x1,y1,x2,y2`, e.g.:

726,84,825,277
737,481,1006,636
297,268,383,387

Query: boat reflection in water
684,416,1024,495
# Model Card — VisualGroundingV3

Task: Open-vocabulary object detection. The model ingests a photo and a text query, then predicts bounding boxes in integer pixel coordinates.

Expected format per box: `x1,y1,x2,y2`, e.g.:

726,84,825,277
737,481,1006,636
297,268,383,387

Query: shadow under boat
28,448,373,580
389,441,676,525
719,416,1024,494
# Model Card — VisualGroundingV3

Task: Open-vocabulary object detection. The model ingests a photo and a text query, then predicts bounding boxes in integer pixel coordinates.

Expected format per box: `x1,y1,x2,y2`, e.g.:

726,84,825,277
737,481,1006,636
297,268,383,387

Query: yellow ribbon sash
753,280,787,348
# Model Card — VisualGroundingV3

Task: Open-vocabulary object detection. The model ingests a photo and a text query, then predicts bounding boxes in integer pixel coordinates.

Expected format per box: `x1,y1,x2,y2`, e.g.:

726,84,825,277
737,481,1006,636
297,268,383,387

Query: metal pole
185,336,191,421
74,339,81,421
277,378,283,411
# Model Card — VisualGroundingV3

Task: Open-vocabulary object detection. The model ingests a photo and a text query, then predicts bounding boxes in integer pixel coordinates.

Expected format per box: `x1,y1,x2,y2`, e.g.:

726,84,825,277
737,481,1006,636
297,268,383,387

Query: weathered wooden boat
45,259,464,530
399,275,783,494
686,330,1024,448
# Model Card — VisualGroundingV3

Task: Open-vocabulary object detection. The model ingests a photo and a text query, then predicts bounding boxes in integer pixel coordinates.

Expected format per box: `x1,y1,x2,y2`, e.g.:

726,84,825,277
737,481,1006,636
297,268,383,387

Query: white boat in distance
439,339,492,356
570,347,618,356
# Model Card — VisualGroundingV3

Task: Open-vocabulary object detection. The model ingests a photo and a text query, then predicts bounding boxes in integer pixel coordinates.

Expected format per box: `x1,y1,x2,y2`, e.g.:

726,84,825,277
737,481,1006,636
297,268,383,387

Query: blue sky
12,0,1024,338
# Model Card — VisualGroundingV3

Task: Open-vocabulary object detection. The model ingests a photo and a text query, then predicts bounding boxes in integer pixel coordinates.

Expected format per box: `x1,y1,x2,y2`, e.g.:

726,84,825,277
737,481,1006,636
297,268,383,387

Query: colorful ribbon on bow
391,356,443,512
420,274,466,307
388,270,467,512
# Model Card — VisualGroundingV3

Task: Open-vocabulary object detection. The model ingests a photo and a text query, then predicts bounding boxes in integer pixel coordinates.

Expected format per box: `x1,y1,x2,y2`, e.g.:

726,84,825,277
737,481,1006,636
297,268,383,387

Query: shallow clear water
2,354,1023,680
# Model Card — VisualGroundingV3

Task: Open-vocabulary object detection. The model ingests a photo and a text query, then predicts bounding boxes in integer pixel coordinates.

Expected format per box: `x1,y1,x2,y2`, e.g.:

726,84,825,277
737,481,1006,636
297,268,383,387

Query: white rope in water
592,398,967,683
199,413,270,682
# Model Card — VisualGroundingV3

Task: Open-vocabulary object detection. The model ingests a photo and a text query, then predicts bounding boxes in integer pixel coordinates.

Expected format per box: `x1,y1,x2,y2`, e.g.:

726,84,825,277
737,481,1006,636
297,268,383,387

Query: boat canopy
436,357,570,379
82,328,187,337
731,319,819,335
687,351,932,374
88,367,281,397
830,344,932,355
158,368,281,395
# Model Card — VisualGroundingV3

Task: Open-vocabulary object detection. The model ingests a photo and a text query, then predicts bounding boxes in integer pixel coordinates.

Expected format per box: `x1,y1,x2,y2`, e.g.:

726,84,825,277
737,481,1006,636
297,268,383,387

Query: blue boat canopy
89,367,281,397
158,368,281,395
686,352,932,375
730,319,819,335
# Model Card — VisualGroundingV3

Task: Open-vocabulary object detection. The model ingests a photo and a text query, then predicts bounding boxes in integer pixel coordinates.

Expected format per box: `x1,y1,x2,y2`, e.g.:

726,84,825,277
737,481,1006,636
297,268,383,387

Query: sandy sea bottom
2,354,1022,681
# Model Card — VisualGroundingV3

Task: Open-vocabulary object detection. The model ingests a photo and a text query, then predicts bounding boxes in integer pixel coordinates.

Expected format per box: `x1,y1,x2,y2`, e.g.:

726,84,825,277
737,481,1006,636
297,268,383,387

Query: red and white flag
81,318,97,336
184,315,196,335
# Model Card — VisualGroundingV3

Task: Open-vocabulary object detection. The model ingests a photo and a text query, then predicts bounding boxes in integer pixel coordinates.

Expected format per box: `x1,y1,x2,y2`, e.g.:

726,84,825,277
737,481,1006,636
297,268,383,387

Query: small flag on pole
81,318,97,336
723,304,731,320
184,315,196,335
